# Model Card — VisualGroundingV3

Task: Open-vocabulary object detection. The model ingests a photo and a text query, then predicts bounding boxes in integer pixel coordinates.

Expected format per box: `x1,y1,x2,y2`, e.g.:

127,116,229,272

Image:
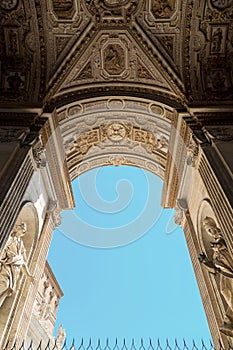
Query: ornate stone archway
0,0,233,347
57,97,173,181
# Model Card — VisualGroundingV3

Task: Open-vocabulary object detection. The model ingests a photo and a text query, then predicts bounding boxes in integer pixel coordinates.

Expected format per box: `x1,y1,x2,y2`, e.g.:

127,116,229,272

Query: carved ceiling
0,0,232,109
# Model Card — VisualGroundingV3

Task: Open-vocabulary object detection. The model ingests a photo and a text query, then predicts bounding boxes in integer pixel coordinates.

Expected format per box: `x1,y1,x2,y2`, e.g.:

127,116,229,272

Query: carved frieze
66,122,168,175
58,97,172,179
76,123,165,151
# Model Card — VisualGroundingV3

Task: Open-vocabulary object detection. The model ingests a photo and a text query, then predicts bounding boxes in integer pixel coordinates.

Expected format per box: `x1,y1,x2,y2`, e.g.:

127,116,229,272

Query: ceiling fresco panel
188,0,233,104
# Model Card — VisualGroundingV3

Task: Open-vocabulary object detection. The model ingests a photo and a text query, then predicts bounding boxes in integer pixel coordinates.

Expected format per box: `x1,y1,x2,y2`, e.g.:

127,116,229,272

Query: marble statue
56,324,66,348
0,222,34,308
199,216,233,336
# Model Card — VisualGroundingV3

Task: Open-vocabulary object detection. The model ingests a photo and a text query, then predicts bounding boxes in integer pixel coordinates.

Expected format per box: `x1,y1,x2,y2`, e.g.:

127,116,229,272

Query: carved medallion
84,0,139,18
150,0,176,19
0,0,18,10
211,0,233,10
106,123,126,141
103,0,130,7
103,44,125,75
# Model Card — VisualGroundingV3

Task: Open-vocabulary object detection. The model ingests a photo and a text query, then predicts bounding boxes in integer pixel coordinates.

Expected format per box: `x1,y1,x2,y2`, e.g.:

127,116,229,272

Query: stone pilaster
0,112,47,251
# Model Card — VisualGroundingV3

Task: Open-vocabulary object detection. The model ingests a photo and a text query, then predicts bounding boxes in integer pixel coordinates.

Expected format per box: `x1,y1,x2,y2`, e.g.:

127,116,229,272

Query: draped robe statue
56,324,66,349
199,216,233,336
0,222,34,308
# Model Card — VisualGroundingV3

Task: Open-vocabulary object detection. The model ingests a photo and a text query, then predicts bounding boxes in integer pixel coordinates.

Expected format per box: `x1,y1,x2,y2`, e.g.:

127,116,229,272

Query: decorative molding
58,97,172,179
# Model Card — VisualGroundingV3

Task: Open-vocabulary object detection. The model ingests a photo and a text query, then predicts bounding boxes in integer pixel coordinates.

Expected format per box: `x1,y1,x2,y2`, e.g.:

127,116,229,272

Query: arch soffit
57,96,175,181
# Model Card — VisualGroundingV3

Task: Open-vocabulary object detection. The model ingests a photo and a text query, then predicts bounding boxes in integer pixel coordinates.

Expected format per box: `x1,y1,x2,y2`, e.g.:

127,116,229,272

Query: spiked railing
3,338,230,350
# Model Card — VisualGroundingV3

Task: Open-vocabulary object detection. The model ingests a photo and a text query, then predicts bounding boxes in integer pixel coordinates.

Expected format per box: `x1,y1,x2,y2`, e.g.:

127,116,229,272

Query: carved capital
187,138,199,167
32,139,46,168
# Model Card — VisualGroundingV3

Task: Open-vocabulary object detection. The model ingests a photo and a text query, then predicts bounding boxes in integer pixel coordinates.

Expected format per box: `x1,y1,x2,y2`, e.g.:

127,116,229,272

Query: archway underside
57,96,175,182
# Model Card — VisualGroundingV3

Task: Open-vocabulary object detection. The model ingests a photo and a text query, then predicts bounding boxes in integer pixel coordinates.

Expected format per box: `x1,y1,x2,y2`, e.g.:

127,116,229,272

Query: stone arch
57,96,175,183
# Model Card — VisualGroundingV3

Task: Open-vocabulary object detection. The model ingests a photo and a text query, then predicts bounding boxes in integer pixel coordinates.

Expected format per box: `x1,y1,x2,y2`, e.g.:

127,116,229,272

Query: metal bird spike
36,340,42,350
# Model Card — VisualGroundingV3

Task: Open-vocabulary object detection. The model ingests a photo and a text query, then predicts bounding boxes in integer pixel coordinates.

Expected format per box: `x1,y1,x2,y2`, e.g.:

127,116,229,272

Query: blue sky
48,166,212,346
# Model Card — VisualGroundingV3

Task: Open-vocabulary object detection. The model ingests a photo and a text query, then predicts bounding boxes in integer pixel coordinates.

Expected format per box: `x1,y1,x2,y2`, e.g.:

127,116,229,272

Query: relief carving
76,61,93,80
189,2,233,101
4,27,21,57
210,26,227,55
52,0,75,20
6,72,24,92
0,222,34,308
137,61,154,79
32,140,46,168
84,0,139,19
103,45,125,75
187,139,199,167
2,71,28,102
0,0,18,10
205,67,231,98
106,123,127,142
210,0,233,10
55,324,66,349
211,27,223,53
158,36,174,58
199,216,233,337
150,0,176,19
47,200,62,227
67,123,168,166
102,0,130,7
38,298,51,321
